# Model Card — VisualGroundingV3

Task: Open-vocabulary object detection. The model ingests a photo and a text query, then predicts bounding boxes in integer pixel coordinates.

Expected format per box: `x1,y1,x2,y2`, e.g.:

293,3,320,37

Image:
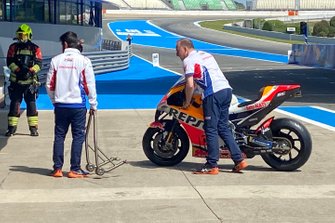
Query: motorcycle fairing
231,85,301,127
153,79,302,159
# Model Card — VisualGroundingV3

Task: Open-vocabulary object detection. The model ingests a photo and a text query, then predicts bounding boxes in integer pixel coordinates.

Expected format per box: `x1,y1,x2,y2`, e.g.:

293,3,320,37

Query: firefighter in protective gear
5,24,42,137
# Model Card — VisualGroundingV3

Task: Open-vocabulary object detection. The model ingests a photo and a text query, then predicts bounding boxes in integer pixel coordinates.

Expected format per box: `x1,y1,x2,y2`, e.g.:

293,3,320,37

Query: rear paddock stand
85,111,126,176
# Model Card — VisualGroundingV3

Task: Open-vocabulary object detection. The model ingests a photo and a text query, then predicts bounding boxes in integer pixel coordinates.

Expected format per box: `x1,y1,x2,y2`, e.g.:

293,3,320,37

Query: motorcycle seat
238,86,267,108
238,99,258,107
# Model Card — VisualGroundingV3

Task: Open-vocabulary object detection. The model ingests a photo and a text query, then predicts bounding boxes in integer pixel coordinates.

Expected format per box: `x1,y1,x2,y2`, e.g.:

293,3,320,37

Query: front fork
150,110,179,145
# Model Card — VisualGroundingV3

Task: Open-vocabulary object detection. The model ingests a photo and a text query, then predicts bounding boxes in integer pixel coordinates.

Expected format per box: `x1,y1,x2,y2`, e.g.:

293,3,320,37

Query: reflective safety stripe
8,116,19,126
9,75,34,85
31,64,41,73
8,63,19,72
28,116,38,126
18,49,33,55
9,74,17,82
9,73,36,85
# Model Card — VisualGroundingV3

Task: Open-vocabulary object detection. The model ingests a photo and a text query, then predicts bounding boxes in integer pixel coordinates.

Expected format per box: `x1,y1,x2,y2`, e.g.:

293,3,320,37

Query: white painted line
276,109,335,132
311,106,335,114
0,185,334,204
132,54,182,76
0,186,197,203
196,185,335,199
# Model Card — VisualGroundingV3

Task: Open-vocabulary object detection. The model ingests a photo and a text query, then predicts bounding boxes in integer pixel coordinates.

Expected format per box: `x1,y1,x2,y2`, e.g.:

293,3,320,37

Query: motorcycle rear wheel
142,120,189,166
261,118,312,171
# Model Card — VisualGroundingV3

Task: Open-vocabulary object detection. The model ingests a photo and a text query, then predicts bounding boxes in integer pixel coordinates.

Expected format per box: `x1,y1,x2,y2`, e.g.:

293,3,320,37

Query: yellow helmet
16,24,32,40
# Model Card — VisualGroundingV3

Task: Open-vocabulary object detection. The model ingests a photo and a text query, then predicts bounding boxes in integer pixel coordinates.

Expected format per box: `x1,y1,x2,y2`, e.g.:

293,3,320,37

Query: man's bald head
176,38,195,61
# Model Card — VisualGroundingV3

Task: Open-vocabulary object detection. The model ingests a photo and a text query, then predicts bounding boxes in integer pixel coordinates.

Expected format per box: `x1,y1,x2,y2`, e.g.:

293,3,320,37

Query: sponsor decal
246,102,267,110
277,92,286,97
169,107,204,129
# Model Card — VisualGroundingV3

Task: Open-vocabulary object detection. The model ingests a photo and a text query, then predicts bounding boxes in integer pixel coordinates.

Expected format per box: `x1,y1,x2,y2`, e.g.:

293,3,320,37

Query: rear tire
142,120,189,166
261,118,312,171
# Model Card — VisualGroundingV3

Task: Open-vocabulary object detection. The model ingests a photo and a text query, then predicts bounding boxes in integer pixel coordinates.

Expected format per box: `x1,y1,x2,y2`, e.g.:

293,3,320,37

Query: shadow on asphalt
1,109,30,152
127,160,296,173
0,111,9,152
8,161,301,177
9,166,51,176
9,165,124,179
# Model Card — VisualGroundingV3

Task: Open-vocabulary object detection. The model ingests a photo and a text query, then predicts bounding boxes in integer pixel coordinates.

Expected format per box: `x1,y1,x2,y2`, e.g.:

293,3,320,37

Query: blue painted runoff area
280,106,335,128
108,20,288,63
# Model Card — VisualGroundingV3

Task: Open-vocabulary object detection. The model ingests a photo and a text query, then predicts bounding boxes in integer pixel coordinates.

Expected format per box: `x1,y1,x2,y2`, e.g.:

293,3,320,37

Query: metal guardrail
85,50,130,74
38,57,51,83
38,40,131,84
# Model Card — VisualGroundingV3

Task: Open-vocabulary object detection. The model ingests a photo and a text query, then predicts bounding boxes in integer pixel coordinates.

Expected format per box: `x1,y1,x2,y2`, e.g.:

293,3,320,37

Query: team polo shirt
46,48,98,110
183,50,231,98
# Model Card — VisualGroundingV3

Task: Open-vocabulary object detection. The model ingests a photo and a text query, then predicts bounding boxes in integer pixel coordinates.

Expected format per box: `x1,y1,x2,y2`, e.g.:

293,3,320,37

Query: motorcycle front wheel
261,118,312,171
142,120,189,166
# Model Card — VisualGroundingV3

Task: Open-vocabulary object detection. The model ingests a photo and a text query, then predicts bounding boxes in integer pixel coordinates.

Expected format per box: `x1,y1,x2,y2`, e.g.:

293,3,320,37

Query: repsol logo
246,102,266,111
169,107,204,129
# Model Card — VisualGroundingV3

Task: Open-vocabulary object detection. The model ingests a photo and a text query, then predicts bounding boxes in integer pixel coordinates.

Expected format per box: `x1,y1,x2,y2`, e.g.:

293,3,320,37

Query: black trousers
8,82,38,117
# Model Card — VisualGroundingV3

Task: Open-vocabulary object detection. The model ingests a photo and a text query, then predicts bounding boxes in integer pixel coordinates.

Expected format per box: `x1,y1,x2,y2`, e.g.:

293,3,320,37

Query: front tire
261,118,312,171
142,120,189,166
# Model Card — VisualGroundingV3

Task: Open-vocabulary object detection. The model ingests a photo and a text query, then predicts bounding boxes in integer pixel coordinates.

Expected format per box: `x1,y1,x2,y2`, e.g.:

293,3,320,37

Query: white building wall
104,0,129,8
123,0,169,9
300,0,335,9
255,0,335,10
256,0,295,10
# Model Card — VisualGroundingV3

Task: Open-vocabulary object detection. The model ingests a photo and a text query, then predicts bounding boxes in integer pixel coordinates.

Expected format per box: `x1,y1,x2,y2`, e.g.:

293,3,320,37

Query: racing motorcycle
142,77,312,171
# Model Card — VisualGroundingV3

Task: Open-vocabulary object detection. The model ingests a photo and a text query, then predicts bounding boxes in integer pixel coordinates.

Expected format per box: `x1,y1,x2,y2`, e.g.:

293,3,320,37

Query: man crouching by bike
175,38,248,174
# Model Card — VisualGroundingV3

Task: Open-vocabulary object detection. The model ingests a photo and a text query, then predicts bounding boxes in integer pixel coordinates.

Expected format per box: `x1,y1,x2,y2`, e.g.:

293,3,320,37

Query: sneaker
5,126,17,137
67,169,89,178
29,127,39,136
193,163,219,175
50,169,63,177
232,160,248,173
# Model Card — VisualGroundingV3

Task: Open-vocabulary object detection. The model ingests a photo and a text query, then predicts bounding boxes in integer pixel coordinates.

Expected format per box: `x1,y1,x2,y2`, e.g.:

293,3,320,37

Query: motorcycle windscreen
167,90,185,107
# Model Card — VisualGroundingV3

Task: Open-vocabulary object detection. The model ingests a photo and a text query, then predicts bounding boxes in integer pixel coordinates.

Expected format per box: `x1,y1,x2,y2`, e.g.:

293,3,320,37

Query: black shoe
193,163,219,175
5,126,17,137
29,127,39,136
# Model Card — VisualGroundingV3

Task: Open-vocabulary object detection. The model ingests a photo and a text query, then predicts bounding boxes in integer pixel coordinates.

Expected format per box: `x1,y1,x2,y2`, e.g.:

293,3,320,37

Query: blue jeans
53,107,86,171
203,88,243,167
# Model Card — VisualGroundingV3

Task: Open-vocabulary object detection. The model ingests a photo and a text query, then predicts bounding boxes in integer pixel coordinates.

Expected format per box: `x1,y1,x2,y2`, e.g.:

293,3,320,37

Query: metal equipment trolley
85,110,126,176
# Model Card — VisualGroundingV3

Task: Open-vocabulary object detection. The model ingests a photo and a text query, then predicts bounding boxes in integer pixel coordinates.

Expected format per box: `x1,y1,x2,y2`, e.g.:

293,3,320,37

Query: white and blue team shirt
46,48,98,110
183,50,231,98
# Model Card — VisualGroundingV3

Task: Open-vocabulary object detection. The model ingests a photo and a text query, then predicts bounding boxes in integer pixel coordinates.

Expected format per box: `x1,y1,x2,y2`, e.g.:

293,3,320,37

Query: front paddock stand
85,111,126,176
